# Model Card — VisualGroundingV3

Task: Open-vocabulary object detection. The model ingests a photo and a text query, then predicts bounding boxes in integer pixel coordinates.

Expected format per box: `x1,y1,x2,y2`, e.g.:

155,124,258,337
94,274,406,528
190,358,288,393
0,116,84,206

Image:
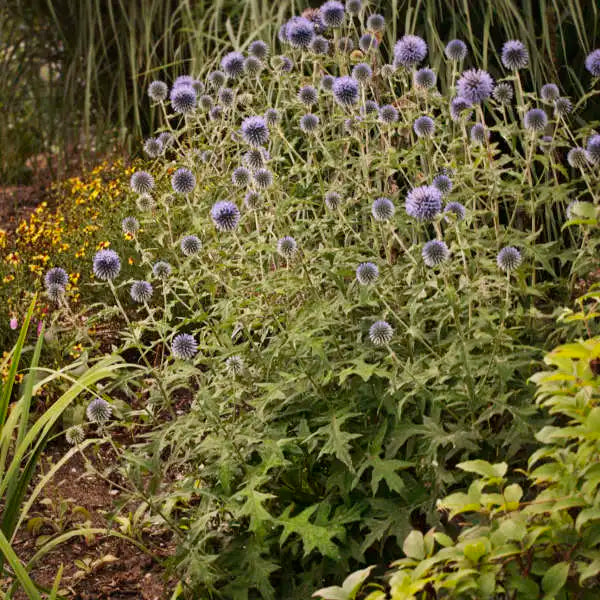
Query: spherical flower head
86,397,112,425
130,280,153,304
121,216,140,235
586,134,600,165
414,67,436,88
249,40,269,60
332,76,360,106
450,96,473,121
365,13,384,32
444,201,466,221
192,80,205,94
359,33,378,53
218,87,235,106
221,51,245,78
209,70,226,88
541,83,560,102
93,249,121,281
298,85,318,106
310,35,330,54
492,82,513,104
405,185,442,221
173,75,194,88
180,235,202,256
275,55,294,72
209,105,223,120
369,320,393,346
244,191,261,209
413,115,435,137
336,36,354,53
286,17,315,49
46,283,65,304
470,123,488,144
278,23,289,44
172,333,197,360
320,1,345,27
585,49,600,77
44,267,68,288
324,191,342,210
136,193,155,212
346,0,362,15
456,69,494,104
445,39,467,61
148,80,168,102
157,131,174,148
153,261,172,278
277,236,297,259
300,113,320,133
422,240,449,267
65,425,85,445
432,174,452,195
497,246,522,272
352,63,372,83
241,116,269,147
253,168,273,189
380,64,396,79
362,100,379,115
232,166,251,187
243,149,266,171
211,201,240,231
554,96,572,118
371,197,395,221
172,168,196,194
170,86,196,113
143,137,163,157
199,94,214,110
356,262,379,285
524,108,547,132
567,147,588,169
344,116,361,134
225,355,245,376
501,40,529,70
264,108,279,126
321,74,335,91
130,171,154,194
244,56,263,76
393,35,427,68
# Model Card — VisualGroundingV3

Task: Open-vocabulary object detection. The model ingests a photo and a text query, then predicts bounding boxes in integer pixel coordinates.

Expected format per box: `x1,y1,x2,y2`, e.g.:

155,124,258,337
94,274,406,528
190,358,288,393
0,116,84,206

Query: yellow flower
3,274,15,283
97,240,110,250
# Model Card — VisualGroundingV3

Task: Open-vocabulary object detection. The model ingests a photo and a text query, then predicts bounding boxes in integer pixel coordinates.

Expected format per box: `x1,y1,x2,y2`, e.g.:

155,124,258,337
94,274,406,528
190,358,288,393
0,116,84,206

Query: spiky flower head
497,246,522,271
209,70,226,88
356,262,379,285
298,85,318,106
445,39,467,61
130,171,154,194
456,69,494,103
371,197,395,221
249,40,269,60
157,131,174,148
567,147,588,169
170,86,197,113
413,115,435,137
310,35,330,54
492,82,513,104
321,75,335,91
300,113,320,133
143,137,162,158
378,104,398,124
366,13,385,31
93,249,121,281
232,166,251,187
253,168,273,189
180,235,202,256
209,105,223,120
444,201,466,221
173,75,194,88
65,425,85,445
344,116,361,134
152,261,172,278
211,201,240,231
136,193,155,212
405,185,442,221
130,280,153,304
277,236,297,259
44,266,68,288
172,168,196,194
121,216,140,235
359,33,378,53
172,333,198,360
450,96,473,121
325,191,342,210
275,55,294,72
554,97,572,117
346,0,362,15
244,56,263,76
369,320,393,346
393,35,427,68
501,40,529,70
585,49,600,77
286,17,315,49
320,1,345,27
524,108,547,132
352,63,373,83
586,134,600,165
225,355,245,376
192,80,205,94
86,397,112,425
422,240,449,267
336,37,354,53
221,51,245,78
380,64,396,78
199,94,214,110
218,87,235,106
432,174,452,195
470,123,488,144
244,191,261,209
264,108,279,126
243,149,266,171
414,67,436,88
362,100,379,115
332,76,360,106
148,80,168,102
46,283,65,304
541,83,560,102
241,116,269,147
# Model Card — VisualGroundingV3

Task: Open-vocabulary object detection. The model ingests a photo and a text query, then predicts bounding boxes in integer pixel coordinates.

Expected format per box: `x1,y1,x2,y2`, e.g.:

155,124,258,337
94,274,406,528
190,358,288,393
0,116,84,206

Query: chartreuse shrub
328,326,600,599
37,2,600,597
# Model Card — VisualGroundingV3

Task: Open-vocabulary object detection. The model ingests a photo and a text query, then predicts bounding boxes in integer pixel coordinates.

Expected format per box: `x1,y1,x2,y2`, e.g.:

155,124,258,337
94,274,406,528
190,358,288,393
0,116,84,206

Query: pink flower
37,321,44,336
9,317,18,330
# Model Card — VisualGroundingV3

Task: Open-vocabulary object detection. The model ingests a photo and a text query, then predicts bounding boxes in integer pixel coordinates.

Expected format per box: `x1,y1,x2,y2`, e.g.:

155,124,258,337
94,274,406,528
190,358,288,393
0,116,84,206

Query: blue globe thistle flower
221,51,245,78
211,201,241,231
148,80,168,102
286,17,315,49
332,76,360,106
585,49,600,77
445,39,467,61
93,249,121,281
405,186,442,221
253,168,273,189
44,267,68,288
393,35,427,68
587,134,600,165
249,40,269,60
325,191,342,210
157,131,174,149
444,201,466,221
371,197,395,221
359,33,378,53
277,236,298,259
225,355,245,376
241,116,269,146
320,1,345,27
501,40,529,70
198,94,213,110
180,235,202,256
172,168,196,194
541,83,560,102
130,280,153,304
366,13,385,32
121,216,140,235
278,23,289,44
470,123,488,144
243,149,266,171
450,96,473,121
456,69,494,103
130,171,154,194
422,240,449,266
46,283,64,304
310,35,330,54
298,85,318,106
567,147,588,169
232,167,251,187
413,115,435,137
170,86,196,113
344,116,361,134
352,63,373,83
65,425,85,445
300,113,320,133
143,137,163,157
336,37,354,53
136,193,155,212
346,0,362,15
209,105,223,120
321,74,335,91
152,261,172,278
380,64,396,78
172,333,198,360
192,80,205,95
244,56,263,76
86,397,112,424
492,82,513,104
414,67,436,88
264,108,279,125
369,320,393,346
218,87,235,106
362,100,380,115
173,75,194,88
356,262,379,285
497,246,522,271
432,174,452,195
277,55,294,72
244,191,261,209
554,97,572,117
524,108,547,132
208,70,226,88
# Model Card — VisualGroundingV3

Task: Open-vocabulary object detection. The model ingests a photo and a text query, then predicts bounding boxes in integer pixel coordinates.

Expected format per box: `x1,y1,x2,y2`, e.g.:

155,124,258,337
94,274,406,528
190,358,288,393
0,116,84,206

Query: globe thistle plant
586,135,600,165
346,0,362,15
298,85,318,106
136,193,155,212
93,249,121,281
300,113,320,133
554,97,572,118
456,69,494,104
264,108,279,126
148,80,168,102
492,82,513,104
540,83,560,102
379,104,398,124
157,131,174,148
225,355,245,376
332,76,359,106
585,49,600,77
211,201,241,231
180,235,202,256
199,94,214,110
336,37,354,53
121,216,140,235
352,63,373,84
366,14,385,32
432,174,453,195
172,333,198,360
320,75,335,91
497,246,522,272
86,397,112,425
192,80,205,95
369,320,393,346
324,191,342,210
46,283,65,304
130,171,154,194
173,75,194,88
244,191,261,209
393,35,427,68
65,425,85,445
362,100,379,115
310,35,330,54
414,67,436,89
221,51,245,78
405,186,442,221
422,240,449,266
248,40,269,60
371,197,395,221
143,137,163,157
152,261,172,278
320,1,345,28
44,267,68,288
444,201,466,221
232,166,251,186
356,262,379,285
172,168,196,194
413,115,435,137
208,70,226,88
130,280,153,304
567,147,588,169
170,86,197,113
445,39,467,61
523,108,548,132
286,17,315,49
243,149,266,171
359,33,378,53
253,168,273,189
501,40,529,70
218,87,235,106
277,236,298,259
241,116,269,146
470,123,488,144
450,96,473,121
